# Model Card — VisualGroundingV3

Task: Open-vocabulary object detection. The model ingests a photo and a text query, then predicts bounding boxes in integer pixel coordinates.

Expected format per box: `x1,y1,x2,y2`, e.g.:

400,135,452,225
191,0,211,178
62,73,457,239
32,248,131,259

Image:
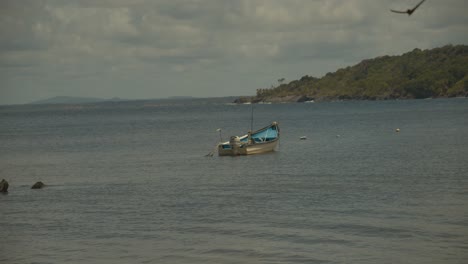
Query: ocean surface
1,98,467,264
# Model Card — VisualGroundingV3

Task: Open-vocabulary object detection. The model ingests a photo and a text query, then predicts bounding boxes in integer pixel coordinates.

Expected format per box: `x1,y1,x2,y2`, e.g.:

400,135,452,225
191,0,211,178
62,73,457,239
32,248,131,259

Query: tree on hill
252,45,468,102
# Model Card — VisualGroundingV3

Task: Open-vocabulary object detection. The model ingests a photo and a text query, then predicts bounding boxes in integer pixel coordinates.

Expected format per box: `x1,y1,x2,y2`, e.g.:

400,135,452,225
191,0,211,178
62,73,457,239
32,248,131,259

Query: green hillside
251,44,468,102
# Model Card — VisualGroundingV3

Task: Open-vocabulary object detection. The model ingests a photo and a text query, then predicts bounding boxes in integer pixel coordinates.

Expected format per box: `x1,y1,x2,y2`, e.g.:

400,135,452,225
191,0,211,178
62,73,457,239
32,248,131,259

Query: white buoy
300,136,307,140
395,128,400,132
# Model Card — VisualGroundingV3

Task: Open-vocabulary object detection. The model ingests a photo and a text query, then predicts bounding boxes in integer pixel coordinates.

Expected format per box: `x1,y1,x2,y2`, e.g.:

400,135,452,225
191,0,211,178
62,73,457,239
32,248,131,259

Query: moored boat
218,122,280,156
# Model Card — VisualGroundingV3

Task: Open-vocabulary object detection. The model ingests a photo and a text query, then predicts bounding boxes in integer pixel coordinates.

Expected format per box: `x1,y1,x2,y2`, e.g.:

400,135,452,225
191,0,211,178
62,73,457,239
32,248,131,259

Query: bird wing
390,9,408,14
410,0,426,12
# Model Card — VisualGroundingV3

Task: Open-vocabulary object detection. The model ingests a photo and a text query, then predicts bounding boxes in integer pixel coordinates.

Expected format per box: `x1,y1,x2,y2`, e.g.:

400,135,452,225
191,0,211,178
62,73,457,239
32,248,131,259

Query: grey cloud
1,0,467,104
0,1,52,52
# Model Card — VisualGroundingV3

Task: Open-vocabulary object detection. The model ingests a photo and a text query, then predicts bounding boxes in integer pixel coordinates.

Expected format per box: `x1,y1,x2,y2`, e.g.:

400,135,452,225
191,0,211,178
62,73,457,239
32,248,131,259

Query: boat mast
250,104,254,132
249,104,254,144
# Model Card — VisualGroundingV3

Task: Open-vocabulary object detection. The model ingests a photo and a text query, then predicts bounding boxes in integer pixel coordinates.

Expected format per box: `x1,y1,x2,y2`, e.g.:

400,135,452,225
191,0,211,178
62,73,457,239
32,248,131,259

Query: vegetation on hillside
250,45,468,102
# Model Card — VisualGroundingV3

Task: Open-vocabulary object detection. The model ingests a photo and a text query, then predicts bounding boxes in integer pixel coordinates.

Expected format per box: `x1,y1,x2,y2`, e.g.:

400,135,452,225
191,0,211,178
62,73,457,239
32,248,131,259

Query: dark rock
262,95,307,103
233,97,252,104
0,179,9,193
31,181,45,189
296,95,314,102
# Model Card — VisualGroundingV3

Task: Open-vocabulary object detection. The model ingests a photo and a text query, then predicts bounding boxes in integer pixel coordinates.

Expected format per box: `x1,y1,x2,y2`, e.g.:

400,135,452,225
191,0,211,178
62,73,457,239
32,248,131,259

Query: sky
1,0,467,105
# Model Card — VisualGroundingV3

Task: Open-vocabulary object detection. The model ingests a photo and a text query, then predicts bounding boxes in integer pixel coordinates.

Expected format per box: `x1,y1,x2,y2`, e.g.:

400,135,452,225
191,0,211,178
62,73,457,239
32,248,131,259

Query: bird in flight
391,0,426,15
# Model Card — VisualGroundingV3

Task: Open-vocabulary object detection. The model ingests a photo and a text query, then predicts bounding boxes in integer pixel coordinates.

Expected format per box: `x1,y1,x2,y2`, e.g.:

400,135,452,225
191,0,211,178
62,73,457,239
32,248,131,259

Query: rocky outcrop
233,97,253,104
31,181,45,189
0,179,9,193
235,95,315,104
258,95,313,103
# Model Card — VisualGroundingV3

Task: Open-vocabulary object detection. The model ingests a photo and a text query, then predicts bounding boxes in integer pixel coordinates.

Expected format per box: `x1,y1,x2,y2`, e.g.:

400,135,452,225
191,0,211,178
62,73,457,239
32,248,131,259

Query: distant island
27,96,239,106
235,44,468,103
30,96,123,105
29,96,194,105
166,96,196,100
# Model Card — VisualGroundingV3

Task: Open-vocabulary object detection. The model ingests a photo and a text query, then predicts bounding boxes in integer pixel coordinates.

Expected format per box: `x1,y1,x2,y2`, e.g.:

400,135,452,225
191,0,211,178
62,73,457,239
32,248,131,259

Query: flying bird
391,0,426,15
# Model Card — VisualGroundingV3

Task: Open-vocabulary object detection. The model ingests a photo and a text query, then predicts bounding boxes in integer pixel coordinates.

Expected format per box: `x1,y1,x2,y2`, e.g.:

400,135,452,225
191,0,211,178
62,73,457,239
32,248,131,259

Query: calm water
1,98,467,264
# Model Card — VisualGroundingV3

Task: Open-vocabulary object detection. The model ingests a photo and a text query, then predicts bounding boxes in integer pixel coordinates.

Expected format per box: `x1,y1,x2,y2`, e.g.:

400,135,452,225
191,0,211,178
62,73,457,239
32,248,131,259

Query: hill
239,44,468,103
30,96,114,105
29,96,127,105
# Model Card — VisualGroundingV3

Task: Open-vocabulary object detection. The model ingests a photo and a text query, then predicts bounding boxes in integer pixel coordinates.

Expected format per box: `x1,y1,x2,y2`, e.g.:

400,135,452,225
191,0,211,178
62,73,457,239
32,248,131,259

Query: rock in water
0,179,9,193
31,181,45,189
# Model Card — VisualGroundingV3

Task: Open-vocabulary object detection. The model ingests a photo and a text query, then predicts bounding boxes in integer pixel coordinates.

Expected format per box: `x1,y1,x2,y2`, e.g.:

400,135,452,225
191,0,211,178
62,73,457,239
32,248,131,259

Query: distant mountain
166,96,196,99
239,44,468,103
30,96,104,104
27,96,240,106
30,96,122,105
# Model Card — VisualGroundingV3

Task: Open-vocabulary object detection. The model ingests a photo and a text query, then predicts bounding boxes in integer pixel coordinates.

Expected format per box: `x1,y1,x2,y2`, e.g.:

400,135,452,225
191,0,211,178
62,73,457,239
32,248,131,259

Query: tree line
253,44,468,102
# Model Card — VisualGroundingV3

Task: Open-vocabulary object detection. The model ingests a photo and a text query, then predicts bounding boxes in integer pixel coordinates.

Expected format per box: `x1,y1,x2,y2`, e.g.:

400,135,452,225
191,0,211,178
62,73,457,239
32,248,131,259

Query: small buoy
336,135,341,138
300,136,307,140
395,128,400,132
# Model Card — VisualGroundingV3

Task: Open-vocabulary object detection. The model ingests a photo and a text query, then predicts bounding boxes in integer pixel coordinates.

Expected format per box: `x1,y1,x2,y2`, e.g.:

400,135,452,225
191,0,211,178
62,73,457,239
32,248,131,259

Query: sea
1,98,467,264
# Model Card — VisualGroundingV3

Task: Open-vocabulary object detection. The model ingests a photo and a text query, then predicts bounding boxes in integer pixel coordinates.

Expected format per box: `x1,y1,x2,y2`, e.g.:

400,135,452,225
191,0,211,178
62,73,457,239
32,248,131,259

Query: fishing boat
218,122,280,156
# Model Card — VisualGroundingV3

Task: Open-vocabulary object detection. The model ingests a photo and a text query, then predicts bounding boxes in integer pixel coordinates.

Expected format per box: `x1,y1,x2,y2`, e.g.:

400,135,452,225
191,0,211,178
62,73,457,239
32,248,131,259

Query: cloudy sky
1,0,467,105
